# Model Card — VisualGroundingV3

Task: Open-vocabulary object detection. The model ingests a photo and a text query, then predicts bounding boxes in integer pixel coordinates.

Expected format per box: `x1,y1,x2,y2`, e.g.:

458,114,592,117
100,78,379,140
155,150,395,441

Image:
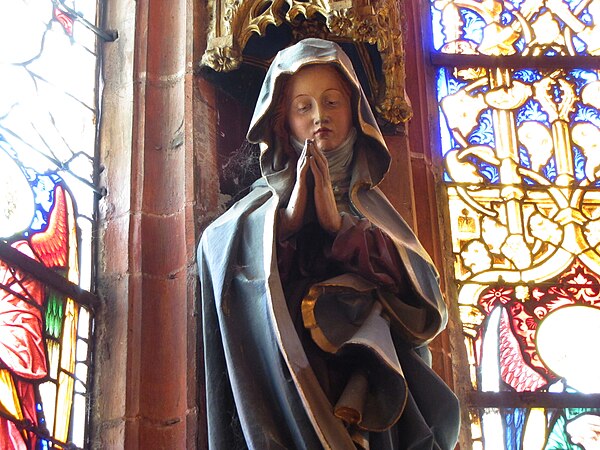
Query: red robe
0,241,47,450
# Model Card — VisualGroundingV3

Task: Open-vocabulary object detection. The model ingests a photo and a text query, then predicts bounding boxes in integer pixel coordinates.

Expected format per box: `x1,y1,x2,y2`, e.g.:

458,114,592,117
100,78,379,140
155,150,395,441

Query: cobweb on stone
220,140,261,203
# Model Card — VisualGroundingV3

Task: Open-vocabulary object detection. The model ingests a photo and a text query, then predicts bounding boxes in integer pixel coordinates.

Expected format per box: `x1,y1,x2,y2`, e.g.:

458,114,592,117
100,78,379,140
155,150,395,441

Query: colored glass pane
430,0,600,448
438,67,600,187
0,1,99,449
439,64,600,448
431,0,600,56
469,407,600,450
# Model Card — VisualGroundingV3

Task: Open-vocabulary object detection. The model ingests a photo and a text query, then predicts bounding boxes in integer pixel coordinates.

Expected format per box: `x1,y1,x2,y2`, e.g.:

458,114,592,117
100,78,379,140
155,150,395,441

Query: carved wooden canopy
200,0,412,124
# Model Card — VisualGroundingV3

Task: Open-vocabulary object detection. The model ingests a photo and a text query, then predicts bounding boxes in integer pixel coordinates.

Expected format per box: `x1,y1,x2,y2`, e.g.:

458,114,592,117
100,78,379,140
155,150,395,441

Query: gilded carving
286,0,329,23
202,44,242,72
201,0,412,124
291,19,332,41
354,14,378,44
326,8,354,36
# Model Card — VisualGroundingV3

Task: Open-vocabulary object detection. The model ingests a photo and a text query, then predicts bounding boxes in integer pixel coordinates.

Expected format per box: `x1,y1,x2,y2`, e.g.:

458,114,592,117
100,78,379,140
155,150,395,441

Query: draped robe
198,38,460,450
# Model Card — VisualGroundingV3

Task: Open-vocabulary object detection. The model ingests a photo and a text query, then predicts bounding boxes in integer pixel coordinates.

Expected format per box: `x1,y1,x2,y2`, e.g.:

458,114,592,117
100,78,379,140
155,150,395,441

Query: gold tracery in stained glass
431,0,600,447
441,66,600,287
432,0,600,56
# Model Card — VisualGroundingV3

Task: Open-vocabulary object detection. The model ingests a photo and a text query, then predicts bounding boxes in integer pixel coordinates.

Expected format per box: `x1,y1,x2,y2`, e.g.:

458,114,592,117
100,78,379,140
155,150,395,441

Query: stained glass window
429,0,600,448
0,1,101,448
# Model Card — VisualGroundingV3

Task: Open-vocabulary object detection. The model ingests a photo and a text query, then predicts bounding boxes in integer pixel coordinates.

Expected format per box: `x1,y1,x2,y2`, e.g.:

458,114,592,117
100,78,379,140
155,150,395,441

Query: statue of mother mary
198,38,460,449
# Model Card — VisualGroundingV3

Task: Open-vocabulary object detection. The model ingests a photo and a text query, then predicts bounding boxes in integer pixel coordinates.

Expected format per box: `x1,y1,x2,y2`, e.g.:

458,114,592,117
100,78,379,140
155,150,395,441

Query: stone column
131,0,195,447
95,0,199,448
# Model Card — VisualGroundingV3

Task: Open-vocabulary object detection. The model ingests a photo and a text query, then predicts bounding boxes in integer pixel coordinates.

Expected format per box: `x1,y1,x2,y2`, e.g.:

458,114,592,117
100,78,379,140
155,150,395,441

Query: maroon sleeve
330,213,409,294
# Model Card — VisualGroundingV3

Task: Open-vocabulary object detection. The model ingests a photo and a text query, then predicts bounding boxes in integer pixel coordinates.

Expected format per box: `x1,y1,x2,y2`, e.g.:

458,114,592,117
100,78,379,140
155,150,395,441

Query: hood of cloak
247,38,390,189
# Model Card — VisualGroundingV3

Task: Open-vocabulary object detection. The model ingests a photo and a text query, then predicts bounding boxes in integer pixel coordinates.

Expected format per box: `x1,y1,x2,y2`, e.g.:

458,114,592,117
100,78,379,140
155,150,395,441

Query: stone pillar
95,0,199,448
130,0,195,448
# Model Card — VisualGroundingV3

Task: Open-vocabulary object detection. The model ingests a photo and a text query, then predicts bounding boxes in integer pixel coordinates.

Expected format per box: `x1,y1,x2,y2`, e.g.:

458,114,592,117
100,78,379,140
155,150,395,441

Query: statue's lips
314,128,332,137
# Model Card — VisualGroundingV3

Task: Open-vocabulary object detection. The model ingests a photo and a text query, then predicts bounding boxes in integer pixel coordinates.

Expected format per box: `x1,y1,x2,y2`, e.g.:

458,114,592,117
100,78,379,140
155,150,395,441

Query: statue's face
287,65,352,152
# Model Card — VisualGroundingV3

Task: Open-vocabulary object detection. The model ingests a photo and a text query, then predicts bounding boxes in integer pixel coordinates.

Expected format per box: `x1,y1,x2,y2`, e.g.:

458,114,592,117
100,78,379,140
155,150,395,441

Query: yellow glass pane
60,299,78,373
55,372,74,442
0,369,22,420
432,2,600,448
522,408,547,450
47,339,60,379
437,60,600,448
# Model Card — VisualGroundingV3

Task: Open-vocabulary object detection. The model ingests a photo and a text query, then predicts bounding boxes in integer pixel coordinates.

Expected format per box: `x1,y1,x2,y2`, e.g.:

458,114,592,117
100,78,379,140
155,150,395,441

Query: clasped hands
280,139,342,237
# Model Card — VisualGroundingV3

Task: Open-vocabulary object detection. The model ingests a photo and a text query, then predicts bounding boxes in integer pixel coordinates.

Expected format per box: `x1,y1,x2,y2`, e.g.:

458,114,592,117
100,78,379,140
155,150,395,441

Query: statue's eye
324,92,344,107
296,103,310,113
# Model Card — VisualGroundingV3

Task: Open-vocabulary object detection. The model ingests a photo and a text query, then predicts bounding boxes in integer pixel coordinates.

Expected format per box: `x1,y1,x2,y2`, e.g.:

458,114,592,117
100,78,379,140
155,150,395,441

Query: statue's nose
313,105,329,124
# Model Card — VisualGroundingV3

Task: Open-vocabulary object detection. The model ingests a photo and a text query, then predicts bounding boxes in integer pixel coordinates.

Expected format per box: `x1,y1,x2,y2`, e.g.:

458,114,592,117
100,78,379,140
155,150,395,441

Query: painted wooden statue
198,38,460,449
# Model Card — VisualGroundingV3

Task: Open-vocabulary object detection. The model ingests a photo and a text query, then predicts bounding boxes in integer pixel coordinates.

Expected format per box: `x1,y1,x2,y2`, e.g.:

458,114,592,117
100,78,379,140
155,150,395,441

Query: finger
297,145,311,176
311,166,337,209
310,145,331,180
305,139,314,153
300,138,315,159
304,139,316,164
309,155,329,184
302,138,316,159
301,141,311,161
298,153,309,172
310,142,327,166
309,157,323,185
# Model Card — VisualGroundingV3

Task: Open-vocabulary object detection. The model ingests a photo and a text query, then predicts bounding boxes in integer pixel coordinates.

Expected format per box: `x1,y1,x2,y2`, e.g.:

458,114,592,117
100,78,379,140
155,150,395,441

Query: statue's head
282,64,353,153
248,38,390,184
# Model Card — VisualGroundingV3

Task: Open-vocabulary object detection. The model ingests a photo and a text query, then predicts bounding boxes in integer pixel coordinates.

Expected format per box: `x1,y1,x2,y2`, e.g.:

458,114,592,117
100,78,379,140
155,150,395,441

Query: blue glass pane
436,66,600,186
431,0,600,56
